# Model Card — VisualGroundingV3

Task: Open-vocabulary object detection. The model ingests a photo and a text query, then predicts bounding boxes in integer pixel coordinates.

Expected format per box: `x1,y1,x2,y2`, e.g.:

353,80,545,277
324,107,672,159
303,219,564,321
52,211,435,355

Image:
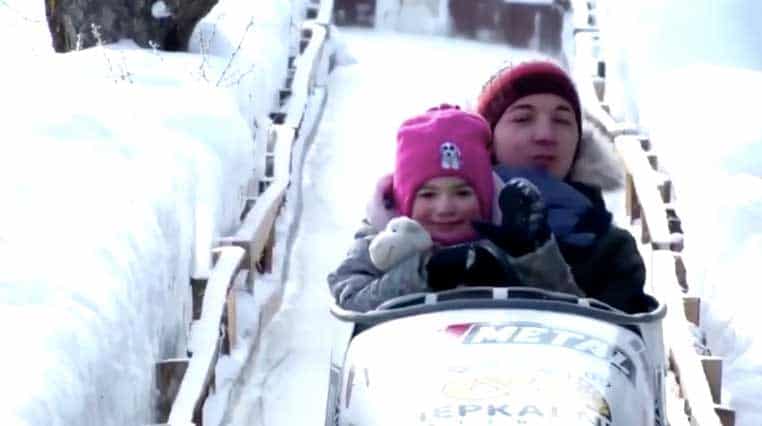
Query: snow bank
189,0,306,136
596,0,762,124
639,69,762,420
0,0,297,417
0,1,53,57
596,1,762,422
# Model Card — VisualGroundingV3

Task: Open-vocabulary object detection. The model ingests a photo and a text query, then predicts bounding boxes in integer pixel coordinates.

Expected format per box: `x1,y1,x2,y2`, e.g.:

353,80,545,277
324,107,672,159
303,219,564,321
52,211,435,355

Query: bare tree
45,0,218,52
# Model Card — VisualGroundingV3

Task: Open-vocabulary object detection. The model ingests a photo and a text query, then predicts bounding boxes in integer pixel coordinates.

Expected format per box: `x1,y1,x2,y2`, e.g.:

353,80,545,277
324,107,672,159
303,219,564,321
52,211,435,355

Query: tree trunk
44,0,218,53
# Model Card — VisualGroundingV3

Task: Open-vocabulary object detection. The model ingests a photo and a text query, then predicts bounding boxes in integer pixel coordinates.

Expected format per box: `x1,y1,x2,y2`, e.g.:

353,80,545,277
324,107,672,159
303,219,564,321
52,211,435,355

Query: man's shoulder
592,224,641,261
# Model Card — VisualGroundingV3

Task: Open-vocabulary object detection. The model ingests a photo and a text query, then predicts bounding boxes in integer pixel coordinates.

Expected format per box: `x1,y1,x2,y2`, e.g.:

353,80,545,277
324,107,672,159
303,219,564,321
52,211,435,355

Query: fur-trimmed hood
568,120,624,191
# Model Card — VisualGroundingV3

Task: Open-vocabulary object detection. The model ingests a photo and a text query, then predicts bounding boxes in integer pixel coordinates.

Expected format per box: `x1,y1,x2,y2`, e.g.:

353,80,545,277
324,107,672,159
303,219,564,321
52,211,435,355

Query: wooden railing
150,0,333,424
570,1,735,425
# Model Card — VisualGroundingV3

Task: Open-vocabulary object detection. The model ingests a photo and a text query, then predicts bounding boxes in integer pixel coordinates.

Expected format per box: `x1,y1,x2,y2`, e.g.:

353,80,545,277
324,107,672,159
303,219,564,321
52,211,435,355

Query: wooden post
593,77,605,102
190,279,207,321
638,136,651,150
674,253,688,291
715,405,736,426
641,216,651,244
659,179,673,203
647,153,658,170
155,358,190,423
625,173,641,221
683,296,700,326
701,356,723,404
225,290,237,354
257,226,276,274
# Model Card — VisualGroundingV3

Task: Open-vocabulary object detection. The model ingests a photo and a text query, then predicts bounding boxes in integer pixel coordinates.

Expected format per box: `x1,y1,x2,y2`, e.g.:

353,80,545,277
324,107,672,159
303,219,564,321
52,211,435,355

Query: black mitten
426,243,523,289
473,177,551,256
425,244,471,290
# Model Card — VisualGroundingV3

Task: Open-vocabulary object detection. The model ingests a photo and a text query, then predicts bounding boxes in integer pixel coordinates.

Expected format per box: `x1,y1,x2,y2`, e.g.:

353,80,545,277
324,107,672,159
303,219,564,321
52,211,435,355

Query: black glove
473,177,551,257
425,244,472,291
426,243,522,290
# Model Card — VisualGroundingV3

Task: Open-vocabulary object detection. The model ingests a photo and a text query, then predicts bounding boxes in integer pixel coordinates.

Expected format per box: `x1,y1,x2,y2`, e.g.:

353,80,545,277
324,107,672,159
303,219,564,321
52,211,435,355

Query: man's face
492,93,579,178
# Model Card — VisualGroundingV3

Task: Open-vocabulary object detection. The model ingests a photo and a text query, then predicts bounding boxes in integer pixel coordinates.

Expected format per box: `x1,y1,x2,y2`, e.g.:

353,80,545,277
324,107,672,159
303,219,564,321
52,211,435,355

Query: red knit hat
393,105,494,221
476,60,582,138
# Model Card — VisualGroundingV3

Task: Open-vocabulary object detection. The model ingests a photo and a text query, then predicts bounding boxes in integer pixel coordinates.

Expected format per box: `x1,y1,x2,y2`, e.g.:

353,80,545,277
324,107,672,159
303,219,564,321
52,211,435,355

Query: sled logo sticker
441,375,515,400
438,371,612,423
461,322,636,383
443,323,473,338
440,142,462,170
419,399,612,426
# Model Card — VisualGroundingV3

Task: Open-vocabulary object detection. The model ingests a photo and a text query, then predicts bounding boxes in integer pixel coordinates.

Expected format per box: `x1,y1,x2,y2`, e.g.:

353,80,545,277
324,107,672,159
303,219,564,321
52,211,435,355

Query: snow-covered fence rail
570,1,735,425
166,246,246,426
151,0,333,424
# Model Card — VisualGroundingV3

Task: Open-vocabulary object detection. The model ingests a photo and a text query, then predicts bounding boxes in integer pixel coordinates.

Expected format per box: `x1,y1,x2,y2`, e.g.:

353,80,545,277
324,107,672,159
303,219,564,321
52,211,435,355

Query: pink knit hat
393,105,494,221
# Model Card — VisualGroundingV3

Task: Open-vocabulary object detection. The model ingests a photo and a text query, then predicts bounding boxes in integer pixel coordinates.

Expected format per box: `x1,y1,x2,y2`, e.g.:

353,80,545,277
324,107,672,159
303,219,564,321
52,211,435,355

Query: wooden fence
150,0,334,424
571,1,735,425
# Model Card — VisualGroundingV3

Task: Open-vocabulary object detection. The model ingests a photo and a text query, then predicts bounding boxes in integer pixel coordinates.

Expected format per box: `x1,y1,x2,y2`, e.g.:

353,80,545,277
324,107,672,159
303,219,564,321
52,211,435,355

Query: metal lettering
433,406,453,418
462,323,637,383
487,404,511,416
458,404,481,416
519,405,543,417
549,329,586,346
511,326,548,344
466,325,519,344
573,338,609,359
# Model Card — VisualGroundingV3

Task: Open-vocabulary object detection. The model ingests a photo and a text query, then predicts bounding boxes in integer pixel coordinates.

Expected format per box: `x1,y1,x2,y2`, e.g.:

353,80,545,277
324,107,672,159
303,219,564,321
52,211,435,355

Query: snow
151,1,173,19
597,2,762,425
0,0,303,424
0,2,51,57
1,0,760,425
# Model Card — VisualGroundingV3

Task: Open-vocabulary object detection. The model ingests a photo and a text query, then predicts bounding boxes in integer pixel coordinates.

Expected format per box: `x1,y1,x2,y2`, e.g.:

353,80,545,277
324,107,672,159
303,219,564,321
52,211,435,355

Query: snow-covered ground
0,0,303,424
597,2,762,425
2,0,760,425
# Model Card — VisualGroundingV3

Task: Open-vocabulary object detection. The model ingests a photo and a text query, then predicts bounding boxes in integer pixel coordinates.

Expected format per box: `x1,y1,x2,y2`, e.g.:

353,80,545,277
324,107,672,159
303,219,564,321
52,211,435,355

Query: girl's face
492,93,579,178
411,176,483,245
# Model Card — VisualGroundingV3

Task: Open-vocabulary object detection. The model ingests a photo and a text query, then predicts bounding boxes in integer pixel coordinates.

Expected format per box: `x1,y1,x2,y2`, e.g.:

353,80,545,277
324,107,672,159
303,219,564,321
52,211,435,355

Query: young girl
328,105,579,312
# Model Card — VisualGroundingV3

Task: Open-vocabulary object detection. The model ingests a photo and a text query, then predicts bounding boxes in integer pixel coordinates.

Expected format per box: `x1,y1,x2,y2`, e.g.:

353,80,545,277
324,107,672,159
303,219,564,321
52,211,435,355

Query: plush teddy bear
369,217,433,271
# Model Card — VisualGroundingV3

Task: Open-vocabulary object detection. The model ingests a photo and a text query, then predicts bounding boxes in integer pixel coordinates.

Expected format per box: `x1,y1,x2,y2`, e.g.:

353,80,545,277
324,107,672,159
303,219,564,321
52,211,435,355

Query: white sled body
327,288,666,426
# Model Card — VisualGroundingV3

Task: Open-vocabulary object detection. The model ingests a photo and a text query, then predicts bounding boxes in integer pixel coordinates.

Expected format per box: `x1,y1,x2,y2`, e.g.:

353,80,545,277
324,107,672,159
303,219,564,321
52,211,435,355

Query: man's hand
473,178,551,256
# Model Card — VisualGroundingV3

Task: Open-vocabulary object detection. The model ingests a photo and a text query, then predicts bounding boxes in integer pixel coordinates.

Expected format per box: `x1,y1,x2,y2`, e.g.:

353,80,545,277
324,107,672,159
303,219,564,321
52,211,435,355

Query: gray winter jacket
328,120,639,313
327,183,582,312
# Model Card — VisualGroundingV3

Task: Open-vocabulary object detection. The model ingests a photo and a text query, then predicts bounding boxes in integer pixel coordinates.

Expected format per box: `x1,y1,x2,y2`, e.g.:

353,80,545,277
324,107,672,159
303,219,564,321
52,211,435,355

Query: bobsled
326,286,667,426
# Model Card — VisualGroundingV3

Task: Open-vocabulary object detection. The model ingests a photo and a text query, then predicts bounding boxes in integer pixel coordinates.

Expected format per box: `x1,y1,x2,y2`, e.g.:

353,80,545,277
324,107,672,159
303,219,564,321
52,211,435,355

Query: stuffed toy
369,217,433,271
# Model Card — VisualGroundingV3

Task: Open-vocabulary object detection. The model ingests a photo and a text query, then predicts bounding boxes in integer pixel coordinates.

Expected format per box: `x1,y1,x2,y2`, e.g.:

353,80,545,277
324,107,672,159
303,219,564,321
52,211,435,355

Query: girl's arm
327,225,430,312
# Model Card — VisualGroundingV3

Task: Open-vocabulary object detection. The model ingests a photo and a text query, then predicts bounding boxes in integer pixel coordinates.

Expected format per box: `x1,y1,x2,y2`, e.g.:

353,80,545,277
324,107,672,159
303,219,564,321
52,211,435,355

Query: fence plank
286,23,327,130
700,356,723,404
615,136,673,246
161,4,333,424
652,250,723,426
167,247,245,425
226,180,288,272
715,405,736,426
683,296,700,326
155,358,190,423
